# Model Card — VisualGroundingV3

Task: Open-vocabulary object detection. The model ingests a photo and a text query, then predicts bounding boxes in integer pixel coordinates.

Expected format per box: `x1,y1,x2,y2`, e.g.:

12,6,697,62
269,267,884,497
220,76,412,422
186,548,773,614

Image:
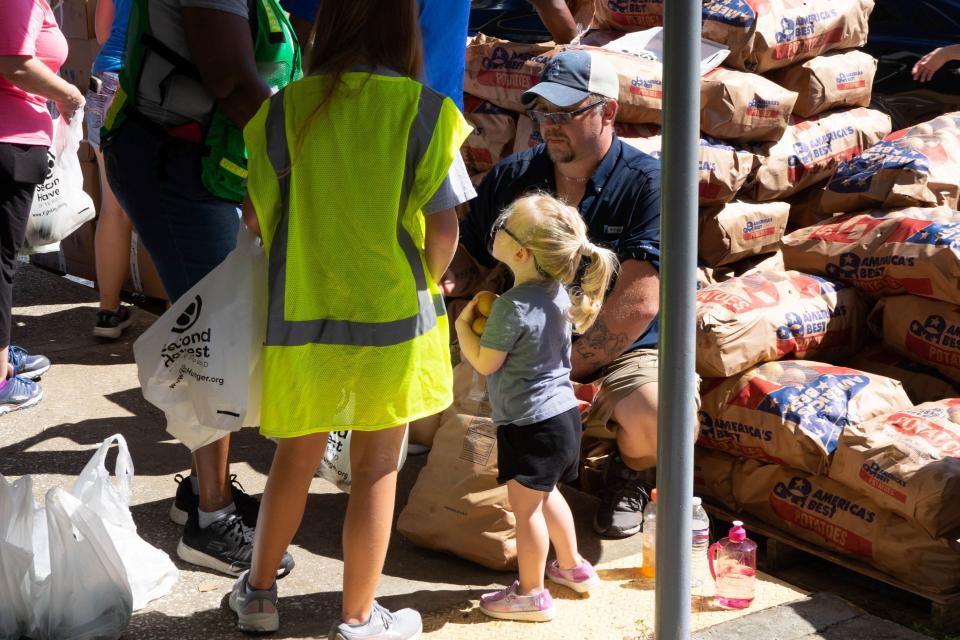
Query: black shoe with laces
177,509,295,578
93,305,133,339
170,473,260,527
593,456,649,538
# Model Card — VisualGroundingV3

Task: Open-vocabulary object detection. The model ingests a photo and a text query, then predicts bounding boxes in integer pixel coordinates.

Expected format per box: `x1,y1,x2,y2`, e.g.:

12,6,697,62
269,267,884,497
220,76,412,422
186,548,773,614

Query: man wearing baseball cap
442,49,667,539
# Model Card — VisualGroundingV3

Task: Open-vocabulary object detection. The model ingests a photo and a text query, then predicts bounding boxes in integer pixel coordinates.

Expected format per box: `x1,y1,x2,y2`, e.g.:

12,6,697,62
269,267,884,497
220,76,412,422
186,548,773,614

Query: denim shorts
102,118,240,302
84,71,119,150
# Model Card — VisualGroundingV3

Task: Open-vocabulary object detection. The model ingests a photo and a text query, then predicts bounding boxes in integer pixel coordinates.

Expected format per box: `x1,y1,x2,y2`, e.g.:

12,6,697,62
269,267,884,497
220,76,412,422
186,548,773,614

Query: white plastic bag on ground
316,427,410,493
23,111,95,252
0,475,36,639
70,434,178,609
134,226,267,451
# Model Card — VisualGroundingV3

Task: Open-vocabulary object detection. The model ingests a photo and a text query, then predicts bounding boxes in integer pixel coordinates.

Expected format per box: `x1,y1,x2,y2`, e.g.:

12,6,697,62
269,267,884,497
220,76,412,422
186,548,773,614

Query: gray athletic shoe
593,455,648,538
329,602,422,640
229,570,279,635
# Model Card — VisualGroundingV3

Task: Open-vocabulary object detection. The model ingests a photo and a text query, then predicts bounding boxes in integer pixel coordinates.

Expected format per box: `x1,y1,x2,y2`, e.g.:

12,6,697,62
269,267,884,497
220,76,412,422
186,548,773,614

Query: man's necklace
556,171,590,183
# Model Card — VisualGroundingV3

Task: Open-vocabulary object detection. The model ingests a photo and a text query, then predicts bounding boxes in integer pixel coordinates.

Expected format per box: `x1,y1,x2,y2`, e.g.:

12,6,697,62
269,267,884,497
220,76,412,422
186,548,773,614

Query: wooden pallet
702,502,960,631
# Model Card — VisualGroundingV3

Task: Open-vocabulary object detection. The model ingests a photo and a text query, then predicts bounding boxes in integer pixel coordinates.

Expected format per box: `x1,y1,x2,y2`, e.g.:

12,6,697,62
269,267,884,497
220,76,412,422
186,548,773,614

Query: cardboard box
54,0,97,39
60,38,101,92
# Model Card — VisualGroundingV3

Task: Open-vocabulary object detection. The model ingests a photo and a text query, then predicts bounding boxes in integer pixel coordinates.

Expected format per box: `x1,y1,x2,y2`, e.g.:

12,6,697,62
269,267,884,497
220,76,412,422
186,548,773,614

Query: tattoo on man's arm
574,317,630,365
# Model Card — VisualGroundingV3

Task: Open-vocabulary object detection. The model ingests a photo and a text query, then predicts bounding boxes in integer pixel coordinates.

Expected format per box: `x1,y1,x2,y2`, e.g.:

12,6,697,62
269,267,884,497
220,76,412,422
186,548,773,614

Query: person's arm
425,208,459,283
571,258,659,382
0,56,84,120
94,0,115,45
241,197,261,237
182,8,271,128
529,0,578,44
454,294,509,375
912,44,960,82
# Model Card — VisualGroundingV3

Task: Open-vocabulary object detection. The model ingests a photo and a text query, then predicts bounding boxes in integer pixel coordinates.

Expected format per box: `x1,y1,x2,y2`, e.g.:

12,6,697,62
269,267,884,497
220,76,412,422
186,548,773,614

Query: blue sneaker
8,346,50,381
0,376,42,415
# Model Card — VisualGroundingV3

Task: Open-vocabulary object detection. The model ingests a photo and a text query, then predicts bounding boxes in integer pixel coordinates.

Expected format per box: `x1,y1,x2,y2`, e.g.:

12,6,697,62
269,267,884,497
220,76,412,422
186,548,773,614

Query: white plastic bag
0,476,36,640
133,226,267,451
317,427,410,493
70,434,178,610
23,111,95,252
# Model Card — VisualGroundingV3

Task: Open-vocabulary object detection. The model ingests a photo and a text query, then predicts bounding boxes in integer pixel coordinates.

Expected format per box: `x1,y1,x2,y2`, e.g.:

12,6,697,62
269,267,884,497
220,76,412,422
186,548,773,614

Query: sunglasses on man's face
528,99,605,126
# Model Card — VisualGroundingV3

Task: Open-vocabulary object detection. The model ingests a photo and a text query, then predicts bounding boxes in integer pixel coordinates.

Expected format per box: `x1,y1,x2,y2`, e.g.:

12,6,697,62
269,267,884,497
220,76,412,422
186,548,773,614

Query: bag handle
92,433,135,498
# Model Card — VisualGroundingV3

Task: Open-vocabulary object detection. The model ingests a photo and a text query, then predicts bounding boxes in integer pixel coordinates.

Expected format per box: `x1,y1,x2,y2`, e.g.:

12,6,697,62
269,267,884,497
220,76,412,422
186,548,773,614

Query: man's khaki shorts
581,348,700,440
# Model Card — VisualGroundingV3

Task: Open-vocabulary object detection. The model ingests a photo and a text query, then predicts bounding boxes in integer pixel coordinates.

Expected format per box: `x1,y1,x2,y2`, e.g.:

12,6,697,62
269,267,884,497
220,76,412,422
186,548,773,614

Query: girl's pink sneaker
479,581,555,622
545,558,601,593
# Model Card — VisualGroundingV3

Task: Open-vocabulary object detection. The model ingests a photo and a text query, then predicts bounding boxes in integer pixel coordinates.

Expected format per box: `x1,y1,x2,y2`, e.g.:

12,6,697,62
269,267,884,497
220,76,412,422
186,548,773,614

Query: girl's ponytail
567,240,618,334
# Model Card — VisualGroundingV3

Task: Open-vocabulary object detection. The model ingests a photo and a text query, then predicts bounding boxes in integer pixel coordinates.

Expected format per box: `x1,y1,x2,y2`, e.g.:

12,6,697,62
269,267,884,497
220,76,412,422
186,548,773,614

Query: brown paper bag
700,67,798,143
769,50,877,118
463,35,559,113
786,185,836,230
694,447,739,510
462,95,517,177
871,295,960,385
781,206,960,304
699,201,789,267
829,399,960,538
821,113,960,214
698,360,911,474
702,0,874,74
749,107,891,201
696,271,867,378
697,251,785,290
734,459,960,594
592,0,664,31
512,114,542,154
397,362,517,570
843,346,960,405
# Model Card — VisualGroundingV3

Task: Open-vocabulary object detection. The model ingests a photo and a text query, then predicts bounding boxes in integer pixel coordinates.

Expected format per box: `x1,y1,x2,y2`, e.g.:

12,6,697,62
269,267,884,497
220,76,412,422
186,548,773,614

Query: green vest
102,0,301,202
243,73,473,434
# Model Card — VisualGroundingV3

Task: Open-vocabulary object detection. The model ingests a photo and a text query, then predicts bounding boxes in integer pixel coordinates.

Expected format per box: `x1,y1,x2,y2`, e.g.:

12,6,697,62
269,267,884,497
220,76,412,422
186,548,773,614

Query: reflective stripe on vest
262,88,447,348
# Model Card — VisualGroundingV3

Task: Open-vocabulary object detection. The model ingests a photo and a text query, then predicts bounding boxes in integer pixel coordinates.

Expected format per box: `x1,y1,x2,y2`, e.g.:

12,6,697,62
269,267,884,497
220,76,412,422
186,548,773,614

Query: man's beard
546,138,576,164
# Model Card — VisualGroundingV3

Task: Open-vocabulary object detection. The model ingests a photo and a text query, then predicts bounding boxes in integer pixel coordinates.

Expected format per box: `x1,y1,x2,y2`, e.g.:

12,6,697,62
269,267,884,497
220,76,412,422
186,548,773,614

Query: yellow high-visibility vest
244,71,472,436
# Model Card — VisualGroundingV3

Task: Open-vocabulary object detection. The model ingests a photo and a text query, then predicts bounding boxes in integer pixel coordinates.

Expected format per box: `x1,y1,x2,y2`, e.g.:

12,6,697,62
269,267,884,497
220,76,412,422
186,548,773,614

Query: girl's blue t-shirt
92,0,133,74
479,280,580,427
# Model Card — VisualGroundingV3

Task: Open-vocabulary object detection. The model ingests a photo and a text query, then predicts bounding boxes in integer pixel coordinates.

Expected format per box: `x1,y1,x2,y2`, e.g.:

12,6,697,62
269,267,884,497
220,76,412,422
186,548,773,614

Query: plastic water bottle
708,520,757,609
641,488,657,578
691,497,710,590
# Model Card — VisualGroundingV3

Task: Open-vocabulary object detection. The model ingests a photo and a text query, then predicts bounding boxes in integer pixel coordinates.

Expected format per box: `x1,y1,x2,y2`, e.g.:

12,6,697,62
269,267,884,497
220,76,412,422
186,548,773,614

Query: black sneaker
8,346,50,381
593,456,649,538
170,473,260,527
176,509,295,578
93,305,133,339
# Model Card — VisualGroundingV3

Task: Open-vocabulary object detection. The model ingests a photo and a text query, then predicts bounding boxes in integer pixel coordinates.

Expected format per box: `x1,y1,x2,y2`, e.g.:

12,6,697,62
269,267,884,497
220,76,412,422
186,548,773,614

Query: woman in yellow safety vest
228,1,474,637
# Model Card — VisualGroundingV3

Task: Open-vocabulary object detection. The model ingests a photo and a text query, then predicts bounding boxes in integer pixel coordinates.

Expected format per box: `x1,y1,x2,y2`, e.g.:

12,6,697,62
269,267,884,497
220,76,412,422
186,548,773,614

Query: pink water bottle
708,520,757,609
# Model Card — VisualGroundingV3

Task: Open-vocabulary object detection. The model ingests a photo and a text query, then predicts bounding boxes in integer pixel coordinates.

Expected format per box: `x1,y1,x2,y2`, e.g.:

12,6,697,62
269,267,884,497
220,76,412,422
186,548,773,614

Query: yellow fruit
472,315,487,335
476,291,498,317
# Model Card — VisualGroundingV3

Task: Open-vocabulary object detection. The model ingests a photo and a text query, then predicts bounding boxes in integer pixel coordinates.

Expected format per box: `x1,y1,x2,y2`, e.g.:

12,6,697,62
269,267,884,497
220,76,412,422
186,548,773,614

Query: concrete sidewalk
0,264,934,640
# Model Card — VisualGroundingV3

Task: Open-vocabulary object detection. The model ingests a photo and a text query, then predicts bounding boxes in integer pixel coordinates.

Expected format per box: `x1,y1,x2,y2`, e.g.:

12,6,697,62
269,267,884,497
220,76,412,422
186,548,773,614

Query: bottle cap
729,520,746,542
692,497,702,507
650,488,657,502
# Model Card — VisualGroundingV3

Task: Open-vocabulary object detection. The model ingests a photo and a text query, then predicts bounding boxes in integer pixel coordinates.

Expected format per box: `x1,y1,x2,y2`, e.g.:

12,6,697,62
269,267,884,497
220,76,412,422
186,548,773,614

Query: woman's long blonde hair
496,193,619,334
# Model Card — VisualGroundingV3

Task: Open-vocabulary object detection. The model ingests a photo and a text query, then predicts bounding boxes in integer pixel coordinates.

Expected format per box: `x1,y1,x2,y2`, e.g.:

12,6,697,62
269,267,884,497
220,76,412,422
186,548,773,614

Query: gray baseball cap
521,50,620,109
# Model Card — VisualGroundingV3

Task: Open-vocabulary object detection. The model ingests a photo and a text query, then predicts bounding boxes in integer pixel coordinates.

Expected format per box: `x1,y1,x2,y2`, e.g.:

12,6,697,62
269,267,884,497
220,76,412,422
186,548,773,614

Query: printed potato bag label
462,95,517,177
781,207,960,303
700,67,798,143
749,107,891,201
769,50,876,118
694,446,739,510
698,360,910,474
702,0,874,74
843,346,960,405
699,200,789,267
623,133,755,205
696,271,867,378
872,295,960,384
830,399,960,538
593,0,664,30
734,459,960,593
822,113,960,214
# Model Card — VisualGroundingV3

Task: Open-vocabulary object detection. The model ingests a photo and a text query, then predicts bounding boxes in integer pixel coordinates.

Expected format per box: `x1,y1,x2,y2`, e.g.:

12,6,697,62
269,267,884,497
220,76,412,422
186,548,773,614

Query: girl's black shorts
496,406,582,492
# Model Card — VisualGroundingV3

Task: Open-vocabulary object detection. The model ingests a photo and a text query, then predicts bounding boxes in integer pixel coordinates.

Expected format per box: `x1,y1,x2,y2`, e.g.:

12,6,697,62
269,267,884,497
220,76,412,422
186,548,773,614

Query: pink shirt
0,0,68,146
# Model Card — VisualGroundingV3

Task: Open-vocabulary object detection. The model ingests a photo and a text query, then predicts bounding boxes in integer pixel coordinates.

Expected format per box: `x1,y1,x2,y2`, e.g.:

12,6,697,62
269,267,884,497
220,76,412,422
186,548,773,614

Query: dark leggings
0,143,49,348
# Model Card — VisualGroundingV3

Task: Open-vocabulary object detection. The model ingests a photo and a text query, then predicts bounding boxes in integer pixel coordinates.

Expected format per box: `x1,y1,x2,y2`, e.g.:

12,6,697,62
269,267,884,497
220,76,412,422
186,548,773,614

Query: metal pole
655,0,701,638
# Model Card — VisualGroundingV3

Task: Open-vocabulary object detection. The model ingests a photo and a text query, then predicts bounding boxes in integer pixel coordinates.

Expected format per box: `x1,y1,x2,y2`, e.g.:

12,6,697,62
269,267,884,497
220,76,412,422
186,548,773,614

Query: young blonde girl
230,1,473,637
456,193,619,621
